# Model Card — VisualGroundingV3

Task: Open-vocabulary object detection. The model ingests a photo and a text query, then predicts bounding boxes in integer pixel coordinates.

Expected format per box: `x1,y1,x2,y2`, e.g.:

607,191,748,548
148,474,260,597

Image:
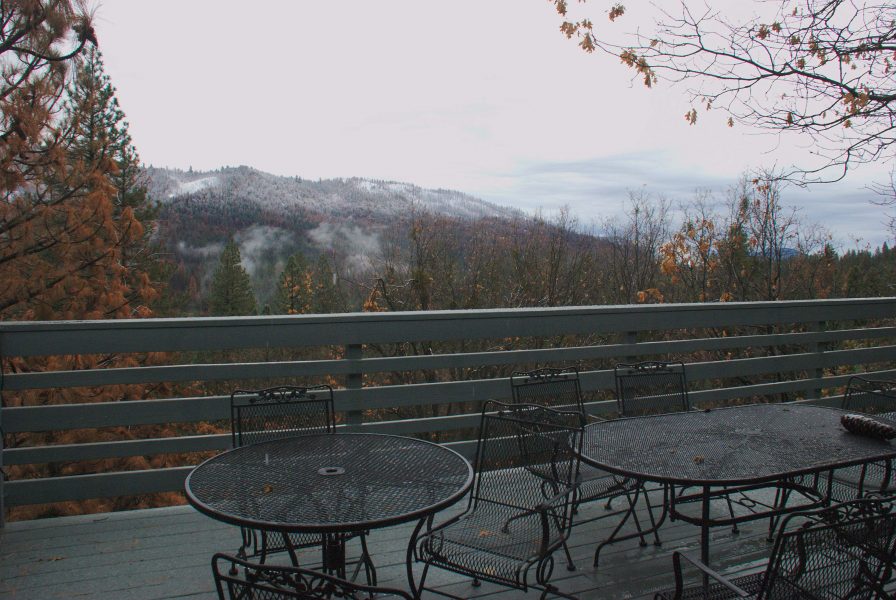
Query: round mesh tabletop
185,433,473,533
581,404,896,486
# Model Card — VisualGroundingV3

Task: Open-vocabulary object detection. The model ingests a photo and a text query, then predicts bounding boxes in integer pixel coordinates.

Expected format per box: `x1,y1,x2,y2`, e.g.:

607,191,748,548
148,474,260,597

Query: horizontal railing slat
2,298,895,512
3,434,231,466
2,299,893,357
6,345,895,433
4,467,194,506
5,325,894,391
2,412,494,466
11,366,896,470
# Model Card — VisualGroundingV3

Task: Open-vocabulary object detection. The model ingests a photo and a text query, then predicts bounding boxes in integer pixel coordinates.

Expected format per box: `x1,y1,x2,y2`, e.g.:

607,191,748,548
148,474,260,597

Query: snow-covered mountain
147,165,521,222
147,165,527,307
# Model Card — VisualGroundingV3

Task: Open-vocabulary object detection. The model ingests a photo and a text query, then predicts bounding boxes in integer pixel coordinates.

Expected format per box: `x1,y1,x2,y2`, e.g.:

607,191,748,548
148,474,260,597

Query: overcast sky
94,1,893,248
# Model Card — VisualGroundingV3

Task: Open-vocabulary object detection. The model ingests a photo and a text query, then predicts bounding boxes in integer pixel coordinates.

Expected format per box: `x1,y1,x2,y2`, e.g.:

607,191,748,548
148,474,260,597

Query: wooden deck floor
1,492,778,600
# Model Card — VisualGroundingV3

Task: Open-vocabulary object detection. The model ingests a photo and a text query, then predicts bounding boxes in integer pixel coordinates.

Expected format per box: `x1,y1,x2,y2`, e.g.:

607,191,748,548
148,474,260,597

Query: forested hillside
149,166,525,311
151,162,896,318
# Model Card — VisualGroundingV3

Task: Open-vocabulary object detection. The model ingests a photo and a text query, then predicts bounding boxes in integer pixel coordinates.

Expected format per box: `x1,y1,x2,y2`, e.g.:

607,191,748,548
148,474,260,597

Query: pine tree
209,239,257,315
62,46,160,317
0,5,186,520
276,252,312,314
311,254,344,313
0,2,107,319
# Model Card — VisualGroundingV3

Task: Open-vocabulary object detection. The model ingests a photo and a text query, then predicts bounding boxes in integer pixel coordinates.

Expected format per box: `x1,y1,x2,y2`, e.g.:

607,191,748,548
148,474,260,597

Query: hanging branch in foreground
553,0,896,183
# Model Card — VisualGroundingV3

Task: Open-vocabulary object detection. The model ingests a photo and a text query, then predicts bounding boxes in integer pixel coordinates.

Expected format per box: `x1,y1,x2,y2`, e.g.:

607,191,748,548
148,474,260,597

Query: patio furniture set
185,365,896,599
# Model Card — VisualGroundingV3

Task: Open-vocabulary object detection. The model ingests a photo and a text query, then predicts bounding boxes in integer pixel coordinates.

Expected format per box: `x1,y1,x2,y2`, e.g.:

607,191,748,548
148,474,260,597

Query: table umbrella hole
318,466,346,476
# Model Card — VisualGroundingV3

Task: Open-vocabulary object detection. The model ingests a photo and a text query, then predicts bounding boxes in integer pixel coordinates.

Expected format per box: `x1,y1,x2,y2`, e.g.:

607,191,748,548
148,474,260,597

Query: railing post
811,320,825,402
624,331,638,363
1,334,5,529
344,343,364,429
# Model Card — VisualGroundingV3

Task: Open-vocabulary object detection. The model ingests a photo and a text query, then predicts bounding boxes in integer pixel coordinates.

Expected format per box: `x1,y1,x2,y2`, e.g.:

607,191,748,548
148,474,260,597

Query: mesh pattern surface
231,385,335,447
213,553,413,599
511,367,584,414
655,499,896,600
417,404,581,589
615,361,690,417
581,404,896,486
654,572,765,600
230,385,337,554
833,377,896,497
764,508,896,599
842,377,896,419
188,433,473,533
511,367,637,503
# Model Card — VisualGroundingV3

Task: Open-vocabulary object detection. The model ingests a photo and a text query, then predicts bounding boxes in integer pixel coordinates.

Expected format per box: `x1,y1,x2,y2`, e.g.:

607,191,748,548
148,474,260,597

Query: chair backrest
510,367,585,417
212,553,414,599
842,376,896,420
760,497,896,600
230,385,335,447
614,361,689,417
470,401,582,536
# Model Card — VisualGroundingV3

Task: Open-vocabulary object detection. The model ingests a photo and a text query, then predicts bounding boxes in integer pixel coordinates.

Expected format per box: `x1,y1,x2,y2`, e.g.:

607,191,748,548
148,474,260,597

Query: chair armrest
498,481,577,559
672,552,751,598
501,481,575,528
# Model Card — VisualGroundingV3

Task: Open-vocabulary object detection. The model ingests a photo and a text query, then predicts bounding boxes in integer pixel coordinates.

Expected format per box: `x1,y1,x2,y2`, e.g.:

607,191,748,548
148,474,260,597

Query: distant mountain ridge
147,165,522,222
146,165,527,308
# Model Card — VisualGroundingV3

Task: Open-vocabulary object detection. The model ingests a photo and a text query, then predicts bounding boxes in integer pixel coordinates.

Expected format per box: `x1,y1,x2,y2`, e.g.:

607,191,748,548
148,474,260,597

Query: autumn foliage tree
660,194,724,303
0,2,179,520
0,0,158,320
276,252,311,314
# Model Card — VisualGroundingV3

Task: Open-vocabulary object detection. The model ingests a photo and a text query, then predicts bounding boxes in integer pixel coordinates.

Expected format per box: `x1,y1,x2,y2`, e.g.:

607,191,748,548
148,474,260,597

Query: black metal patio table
185,432,473,594
579,403,896,567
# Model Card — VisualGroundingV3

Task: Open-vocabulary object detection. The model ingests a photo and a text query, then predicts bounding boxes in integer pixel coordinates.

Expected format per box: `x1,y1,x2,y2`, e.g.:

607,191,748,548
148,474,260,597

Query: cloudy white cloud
96,0,893,248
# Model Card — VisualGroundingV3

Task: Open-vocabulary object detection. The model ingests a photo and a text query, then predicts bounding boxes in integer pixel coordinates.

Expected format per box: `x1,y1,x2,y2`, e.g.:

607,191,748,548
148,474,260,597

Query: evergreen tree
209,239,257,316
312,254,344,313
0,2,110,319
63,46,161,316
276,252,312,314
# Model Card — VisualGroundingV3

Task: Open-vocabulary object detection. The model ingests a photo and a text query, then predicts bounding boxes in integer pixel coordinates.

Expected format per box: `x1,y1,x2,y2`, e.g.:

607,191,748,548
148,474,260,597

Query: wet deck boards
0,488,783,599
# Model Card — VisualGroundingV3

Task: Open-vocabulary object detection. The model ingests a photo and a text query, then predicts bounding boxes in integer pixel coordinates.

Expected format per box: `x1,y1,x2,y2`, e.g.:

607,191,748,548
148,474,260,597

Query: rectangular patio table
579,403,896,567
184,432,473,596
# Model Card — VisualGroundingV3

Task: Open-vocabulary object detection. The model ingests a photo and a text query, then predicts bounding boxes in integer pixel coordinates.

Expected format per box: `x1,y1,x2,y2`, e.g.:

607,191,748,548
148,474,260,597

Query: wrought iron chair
230,385,370,580
212,553,413,599
511,367,655,547
231,384,335,447
832,376,896,500
614,361,690,417
842,376,896,419
603,361,692,555
414,401,583,599
653,496,896,600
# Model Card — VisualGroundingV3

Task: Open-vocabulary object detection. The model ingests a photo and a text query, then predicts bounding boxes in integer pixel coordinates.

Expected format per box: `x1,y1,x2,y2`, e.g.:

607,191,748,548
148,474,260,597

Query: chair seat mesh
418,506,551,587
578,464,635,501
654,572,764,600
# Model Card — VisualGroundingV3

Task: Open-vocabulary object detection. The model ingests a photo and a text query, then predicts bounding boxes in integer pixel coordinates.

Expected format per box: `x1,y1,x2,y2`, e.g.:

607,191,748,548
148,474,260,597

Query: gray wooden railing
2,298,896,525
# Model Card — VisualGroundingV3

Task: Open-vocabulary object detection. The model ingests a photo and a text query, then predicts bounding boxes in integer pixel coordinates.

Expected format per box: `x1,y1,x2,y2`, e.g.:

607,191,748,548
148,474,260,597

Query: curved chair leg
642,486,663,546
350,532,376,586
625,487,650,547
233,527,255,574
726,496,740,534
561,539,576,572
